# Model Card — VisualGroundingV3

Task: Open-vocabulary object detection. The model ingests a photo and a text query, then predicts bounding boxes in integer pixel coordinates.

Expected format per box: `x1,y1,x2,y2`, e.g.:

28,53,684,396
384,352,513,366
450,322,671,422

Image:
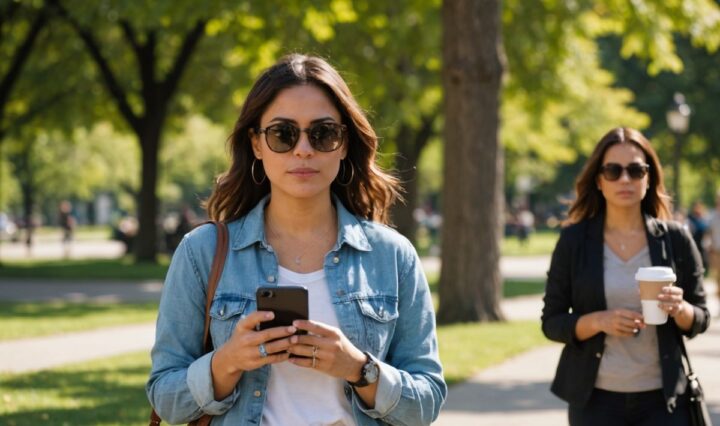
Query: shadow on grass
2,362,151,425
427,276,545,299
0,301,157,320
0,258,169,280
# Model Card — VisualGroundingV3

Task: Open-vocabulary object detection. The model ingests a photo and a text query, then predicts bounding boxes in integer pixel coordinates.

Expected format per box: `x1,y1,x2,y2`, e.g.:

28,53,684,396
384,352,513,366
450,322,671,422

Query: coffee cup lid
635,266,676,282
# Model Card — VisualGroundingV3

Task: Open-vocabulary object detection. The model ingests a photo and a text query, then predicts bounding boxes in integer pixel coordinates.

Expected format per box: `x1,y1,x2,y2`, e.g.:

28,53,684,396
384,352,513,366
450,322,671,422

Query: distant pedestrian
687,200,709,271
710,191,720,312
58,201,76,258
516,206,534,245
541,128,710,425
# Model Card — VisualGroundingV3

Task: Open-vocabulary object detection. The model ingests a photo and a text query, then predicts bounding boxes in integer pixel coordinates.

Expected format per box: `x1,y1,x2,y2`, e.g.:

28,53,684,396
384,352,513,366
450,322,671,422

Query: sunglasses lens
627,164,647,179
266,124,297,152
310,123,344,152
602,164,623,181
601,163,648,181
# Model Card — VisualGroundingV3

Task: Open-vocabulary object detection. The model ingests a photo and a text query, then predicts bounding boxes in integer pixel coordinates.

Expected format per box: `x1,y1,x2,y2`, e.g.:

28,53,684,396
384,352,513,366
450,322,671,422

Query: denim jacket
147,197,447,425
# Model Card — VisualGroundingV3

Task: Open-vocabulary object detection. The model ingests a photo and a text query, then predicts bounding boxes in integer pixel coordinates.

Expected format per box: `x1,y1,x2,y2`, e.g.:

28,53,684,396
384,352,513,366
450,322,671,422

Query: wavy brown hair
205,54,401,223
565,127,672,225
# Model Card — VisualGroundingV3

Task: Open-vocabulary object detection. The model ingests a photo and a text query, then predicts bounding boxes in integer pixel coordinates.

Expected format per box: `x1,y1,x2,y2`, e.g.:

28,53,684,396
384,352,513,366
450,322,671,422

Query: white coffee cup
635,266,676,325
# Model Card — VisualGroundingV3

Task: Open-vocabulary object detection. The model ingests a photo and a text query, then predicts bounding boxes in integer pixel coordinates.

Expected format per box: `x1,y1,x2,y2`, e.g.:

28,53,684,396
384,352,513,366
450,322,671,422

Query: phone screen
255,286,308,334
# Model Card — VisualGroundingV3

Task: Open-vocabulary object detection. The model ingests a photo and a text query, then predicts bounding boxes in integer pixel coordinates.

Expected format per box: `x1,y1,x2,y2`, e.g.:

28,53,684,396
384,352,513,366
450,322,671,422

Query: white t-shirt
261,266,355,426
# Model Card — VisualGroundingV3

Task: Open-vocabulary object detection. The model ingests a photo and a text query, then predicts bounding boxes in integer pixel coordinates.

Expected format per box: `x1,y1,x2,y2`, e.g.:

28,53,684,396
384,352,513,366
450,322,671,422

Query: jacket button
595,352,602,359
332,256,340,264
267,275,275,283
254,390,261,397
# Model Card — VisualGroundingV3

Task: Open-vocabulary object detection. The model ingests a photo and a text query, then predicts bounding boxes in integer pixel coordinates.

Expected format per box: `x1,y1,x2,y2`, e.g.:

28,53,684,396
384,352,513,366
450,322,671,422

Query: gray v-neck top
595,244,663,392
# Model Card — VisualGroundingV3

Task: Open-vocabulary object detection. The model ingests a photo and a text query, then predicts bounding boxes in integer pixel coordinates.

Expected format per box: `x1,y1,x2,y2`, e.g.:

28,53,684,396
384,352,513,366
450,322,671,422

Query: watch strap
347,351,377,388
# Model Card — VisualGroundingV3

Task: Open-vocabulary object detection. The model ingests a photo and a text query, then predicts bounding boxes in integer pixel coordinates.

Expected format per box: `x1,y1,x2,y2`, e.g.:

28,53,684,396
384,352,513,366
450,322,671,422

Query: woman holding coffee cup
542,127,710,425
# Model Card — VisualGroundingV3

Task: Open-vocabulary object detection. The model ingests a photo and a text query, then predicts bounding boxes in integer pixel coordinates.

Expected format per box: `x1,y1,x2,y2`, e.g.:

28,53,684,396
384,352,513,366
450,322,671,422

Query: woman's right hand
594,309,645,337
211,311,295,399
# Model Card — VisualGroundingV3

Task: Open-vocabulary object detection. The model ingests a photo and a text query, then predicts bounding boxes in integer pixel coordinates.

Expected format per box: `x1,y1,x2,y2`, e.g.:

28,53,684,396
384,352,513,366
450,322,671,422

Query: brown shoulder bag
149,221,229,426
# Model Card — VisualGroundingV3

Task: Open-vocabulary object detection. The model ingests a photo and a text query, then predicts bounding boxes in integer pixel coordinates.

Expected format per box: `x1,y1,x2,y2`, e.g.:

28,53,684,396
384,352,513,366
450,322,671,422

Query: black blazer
541,212,710,411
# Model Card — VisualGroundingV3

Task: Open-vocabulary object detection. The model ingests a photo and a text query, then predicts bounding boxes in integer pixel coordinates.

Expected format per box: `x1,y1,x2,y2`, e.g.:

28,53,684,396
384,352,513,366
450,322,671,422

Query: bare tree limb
161,20,206,98
1,85,75,138
0,4,47,118
49,0,141,133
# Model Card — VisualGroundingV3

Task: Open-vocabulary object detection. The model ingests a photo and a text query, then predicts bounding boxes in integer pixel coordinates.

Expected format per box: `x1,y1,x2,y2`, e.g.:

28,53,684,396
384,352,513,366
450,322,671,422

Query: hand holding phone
256,286,309,335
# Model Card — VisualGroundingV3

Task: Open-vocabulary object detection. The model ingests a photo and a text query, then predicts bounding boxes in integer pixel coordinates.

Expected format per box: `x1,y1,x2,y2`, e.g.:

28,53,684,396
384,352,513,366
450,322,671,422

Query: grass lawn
0,351,152,426
34,225,113,239
426,270,545,299
0,302,159,342
0,320,547,425
501,229,559,256
438,320,547,385
0,257,170,280
0,274,544,341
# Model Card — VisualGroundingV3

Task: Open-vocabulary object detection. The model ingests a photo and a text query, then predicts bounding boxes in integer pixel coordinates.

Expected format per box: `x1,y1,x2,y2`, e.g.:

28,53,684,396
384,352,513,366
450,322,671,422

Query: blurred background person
687,200,709,272
58,200,76,259
710,191,720,313
542,127,710,425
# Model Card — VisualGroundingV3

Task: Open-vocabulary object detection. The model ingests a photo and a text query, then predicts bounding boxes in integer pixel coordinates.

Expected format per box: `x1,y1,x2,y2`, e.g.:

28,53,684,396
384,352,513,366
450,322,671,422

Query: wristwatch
347,352,379,388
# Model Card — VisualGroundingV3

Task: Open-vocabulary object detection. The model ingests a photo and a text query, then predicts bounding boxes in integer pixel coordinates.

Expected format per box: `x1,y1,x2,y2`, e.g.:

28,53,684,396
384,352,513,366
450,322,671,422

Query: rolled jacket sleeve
146,235,236,423
542,229,582,347
187,352,238,414
671,225,711,338
352,248,447,425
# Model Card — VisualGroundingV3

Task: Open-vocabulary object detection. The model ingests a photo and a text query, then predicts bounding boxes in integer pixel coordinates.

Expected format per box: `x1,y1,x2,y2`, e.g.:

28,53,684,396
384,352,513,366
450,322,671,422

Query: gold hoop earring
251,158,266,185
336,160,355,186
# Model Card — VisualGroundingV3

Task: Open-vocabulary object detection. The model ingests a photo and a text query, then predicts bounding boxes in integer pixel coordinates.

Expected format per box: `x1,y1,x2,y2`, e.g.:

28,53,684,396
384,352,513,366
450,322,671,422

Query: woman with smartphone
147,54,446,425
541,127,710,425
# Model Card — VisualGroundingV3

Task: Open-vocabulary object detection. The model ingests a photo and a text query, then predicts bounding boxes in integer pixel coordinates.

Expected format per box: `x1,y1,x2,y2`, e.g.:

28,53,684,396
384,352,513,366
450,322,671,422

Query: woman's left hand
657,285,687,318
286,320,366,381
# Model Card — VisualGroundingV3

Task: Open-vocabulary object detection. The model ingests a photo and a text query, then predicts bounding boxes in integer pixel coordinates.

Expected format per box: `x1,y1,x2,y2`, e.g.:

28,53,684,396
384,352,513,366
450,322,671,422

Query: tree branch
413,113,437,157
1,85,74,137
119,19,141,55
0,2,21,34
50,0,141,133
0,5,47,115
161,20,206,98
120,21,156,109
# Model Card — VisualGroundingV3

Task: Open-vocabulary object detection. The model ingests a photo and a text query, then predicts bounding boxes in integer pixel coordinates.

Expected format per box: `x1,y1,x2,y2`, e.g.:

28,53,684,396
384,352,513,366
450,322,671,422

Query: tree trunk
437,0,506,323
17,144,35,250
391,117,435,242
392,150,419,241
135,123,161,262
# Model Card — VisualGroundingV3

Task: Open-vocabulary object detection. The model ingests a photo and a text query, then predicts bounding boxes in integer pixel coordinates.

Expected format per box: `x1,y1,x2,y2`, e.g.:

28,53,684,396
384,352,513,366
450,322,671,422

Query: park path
2,247,719,425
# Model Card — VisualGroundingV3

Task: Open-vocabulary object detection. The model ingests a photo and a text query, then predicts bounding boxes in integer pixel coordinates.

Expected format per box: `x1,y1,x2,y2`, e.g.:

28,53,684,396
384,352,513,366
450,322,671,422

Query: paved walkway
2,253,719,425
434,303,720,425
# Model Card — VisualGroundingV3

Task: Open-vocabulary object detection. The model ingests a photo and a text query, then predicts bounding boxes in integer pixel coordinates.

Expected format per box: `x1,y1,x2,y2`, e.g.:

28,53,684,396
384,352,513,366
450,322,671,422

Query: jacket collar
230,195,372,252
586,210,669,265
585,210,667,239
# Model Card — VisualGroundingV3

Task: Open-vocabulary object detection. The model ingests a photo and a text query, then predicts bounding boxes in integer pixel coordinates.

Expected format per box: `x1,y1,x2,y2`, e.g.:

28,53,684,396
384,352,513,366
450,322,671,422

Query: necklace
605,227,643,253
265,217,335,266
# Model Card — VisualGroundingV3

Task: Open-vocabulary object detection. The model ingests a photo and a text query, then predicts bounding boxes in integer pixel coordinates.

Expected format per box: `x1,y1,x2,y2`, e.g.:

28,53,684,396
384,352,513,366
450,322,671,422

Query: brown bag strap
202,220,229,353
149,220,229,426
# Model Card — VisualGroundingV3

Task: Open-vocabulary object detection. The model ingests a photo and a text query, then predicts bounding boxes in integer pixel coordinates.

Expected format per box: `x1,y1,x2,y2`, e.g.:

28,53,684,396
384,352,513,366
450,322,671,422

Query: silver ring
311,354,317,368
258,343,268,358
312,346,318,357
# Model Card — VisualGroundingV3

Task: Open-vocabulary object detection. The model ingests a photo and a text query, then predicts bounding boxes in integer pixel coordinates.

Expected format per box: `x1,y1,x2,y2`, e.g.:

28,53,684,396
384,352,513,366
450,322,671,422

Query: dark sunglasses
256,122,346,153
599,162,650,181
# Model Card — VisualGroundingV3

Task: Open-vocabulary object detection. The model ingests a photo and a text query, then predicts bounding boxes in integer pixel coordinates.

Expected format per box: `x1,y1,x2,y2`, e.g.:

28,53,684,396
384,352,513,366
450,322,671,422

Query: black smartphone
255,286,309,334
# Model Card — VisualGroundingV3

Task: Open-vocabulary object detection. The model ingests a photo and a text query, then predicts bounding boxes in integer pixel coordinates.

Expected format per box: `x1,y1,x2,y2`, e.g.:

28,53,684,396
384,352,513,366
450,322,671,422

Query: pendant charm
294,255,302,265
